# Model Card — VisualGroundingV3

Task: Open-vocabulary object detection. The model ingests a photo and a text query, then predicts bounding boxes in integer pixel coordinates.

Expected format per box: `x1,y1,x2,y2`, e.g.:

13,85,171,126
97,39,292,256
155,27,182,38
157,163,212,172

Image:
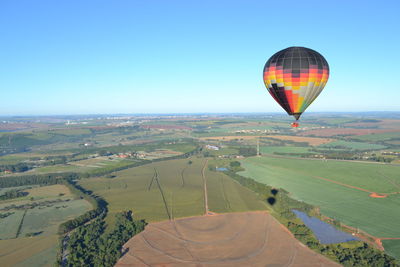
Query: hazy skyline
1,0,399,115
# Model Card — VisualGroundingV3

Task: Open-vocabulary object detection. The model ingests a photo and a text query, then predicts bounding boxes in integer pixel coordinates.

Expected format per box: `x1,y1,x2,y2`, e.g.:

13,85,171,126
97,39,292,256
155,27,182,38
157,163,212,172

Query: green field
260,146,311,155
352,132,400,142
0,184,92,266
239,156,400,239
320,140,387,150
382,239,400,261
79,158,267,227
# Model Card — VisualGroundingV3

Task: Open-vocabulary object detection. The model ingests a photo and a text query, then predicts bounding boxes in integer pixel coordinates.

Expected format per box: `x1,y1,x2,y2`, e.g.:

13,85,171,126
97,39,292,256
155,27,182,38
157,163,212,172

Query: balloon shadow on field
267,189,279,206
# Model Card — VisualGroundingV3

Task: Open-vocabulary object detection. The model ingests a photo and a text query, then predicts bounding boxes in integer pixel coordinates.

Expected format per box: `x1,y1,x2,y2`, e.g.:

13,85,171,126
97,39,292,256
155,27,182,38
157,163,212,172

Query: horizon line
1,111,400,118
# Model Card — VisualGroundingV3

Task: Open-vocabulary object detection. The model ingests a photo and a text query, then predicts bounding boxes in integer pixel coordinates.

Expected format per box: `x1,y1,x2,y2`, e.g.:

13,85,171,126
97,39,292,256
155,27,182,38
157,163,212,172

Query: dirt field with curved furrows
115,211,340,267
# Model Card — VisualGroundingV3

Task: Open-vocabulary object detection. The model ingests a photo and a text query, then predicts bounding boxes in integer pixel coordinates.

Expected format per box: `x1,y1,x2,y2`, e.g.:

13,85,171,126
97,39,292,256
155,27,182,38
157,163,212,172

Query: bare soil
115,211,340,267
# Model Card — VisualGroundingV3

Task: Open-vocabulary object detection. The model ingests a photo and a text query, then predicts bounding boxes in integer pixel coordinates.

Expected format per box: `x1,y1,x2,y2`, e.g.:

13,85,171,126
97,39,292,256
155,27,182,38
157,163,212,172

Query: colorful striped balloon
263,47,329,123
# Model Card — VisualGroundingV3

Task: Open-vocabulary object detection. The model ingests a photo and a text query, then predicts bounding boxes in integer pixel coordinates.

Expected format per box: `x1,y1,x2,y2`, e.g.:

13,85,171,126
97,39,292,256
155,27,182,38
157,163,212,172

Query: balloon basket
291,122,299,128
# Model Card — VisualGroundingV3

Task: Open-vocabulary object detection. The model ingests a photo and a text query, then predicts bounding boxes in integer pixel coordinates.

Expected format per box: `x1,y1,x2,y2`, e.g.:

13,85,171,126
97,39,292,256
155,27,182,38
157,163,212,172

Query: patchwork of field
320,140,387,150
351,132,400,142
0,184,92,266
8,157,138,176
299,128,399,137
115,211,340,267
200,135,333,146
260,146,311,155
79,158,267,228
239,156,400,240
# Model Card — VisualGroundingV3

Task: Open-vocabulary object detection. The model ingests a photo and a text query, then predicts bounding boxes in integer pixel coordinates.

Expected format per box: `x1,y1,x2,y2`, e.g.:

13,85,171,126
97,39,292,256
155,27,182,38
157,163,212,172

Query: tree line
0,172,79,188
0,189,28,200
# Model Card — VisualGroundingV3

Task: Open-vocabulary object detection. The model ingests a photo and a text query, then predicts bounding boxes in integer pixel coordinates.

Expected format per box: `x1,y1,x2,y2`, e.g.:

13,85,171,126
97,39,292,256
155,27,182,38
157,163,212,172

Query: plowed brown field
115,212,340,267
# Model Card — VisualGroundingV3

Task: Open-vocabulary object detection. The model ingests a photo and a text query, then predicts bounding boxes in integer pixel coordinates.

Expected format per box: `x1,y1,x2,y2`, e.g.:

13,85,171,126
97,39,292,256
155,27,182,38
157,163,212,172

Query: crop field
299,128,398,137
351,132,400,142
200,135,333,146
239,156,400,241
0,235,57,267
320,140,387,150
344,119,400,129
260,146,311,155
23,157,138,175
0,184,92,266
205,147,239,156
79,158,266,228
51,128,92,136
26,184,72,198
69,156,127,168
266,135,334,146
115,212,339,267
205,169,267,213
382,239,400,261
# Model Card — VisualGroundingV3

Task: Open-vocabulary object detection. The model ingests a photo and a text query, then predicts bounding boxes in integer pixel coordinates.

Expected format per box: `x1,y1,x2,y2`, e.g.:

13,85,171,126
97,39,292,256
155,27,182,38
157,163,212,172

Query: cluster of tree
0,189,28,200
58,180,108,234
61,211,146,267
273,152,315,158
224,170,399,266
0,162,32,173
367,156,394,163
42,155,68,165
238,147,258,157
0,172,79,188
0,211,14,219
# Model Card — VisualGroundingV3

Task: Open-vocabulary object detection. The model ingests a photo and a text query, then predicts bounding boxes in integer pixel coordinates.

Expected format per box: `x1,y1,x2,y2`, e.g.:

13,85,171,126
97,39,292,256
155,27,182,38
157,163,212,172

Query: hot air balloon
263,47,329,127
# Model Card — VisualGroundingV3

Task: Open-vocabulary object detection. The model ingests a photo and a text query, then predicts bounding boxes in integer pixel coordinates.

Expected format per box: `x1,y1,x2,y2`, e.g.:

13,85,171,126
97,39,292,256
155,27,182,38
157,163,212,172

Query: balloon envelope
263,47,329,120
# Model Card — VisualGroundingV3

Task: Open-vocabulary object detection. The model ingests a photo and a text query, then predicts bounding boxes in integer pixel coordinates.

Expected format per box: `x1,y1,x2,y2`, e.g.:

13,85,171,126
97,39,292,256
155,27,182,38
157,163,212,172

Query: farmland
320,140,387,150
200,135,333,146
299,128,399,137
0,113,400,265
260,146,311,155
0,184,92,266
383,239,400,261
79,158,267,227
116,212,340,267
351,131,400,142
239,156,400,242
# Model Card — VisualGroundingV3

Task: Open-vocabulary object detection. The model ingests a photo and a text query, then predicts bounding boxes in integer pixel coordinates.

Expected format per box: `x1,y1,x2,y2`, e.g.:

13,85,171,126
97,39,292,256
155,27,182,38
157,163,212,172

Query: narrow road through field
202,159,209,215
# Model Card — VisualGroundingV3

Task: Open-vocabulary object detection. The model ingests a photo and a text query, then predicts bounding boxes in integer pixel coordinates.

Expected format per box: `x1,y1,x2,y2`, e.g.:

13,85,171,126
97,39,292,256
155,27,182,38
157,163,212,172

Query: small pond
292,210,359,244
216,167,228,171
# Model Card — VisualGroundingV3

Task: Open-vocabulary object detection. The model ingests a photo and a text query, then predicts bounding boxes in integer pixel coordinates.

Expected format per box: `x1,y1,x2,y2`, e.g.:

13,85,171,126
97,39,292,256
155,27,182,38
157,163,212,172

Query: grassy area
79,158,266,228
206,169,267,213
79,158,205,225
382,239,400,261
205,147,239,156
320,140,386,150
0,210,25,239
0,235,57,267
20,199,92,236
260,146,311,155
351,132,400,142
0,184,92,266
239,156,400,238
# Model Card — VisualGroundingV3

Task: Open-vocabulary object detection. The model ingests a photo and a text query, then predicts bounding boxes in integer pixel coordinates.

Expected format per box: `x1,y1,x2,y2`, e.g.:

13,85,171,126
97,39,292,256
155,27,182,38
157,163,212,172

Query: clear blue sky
0,0,399,115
